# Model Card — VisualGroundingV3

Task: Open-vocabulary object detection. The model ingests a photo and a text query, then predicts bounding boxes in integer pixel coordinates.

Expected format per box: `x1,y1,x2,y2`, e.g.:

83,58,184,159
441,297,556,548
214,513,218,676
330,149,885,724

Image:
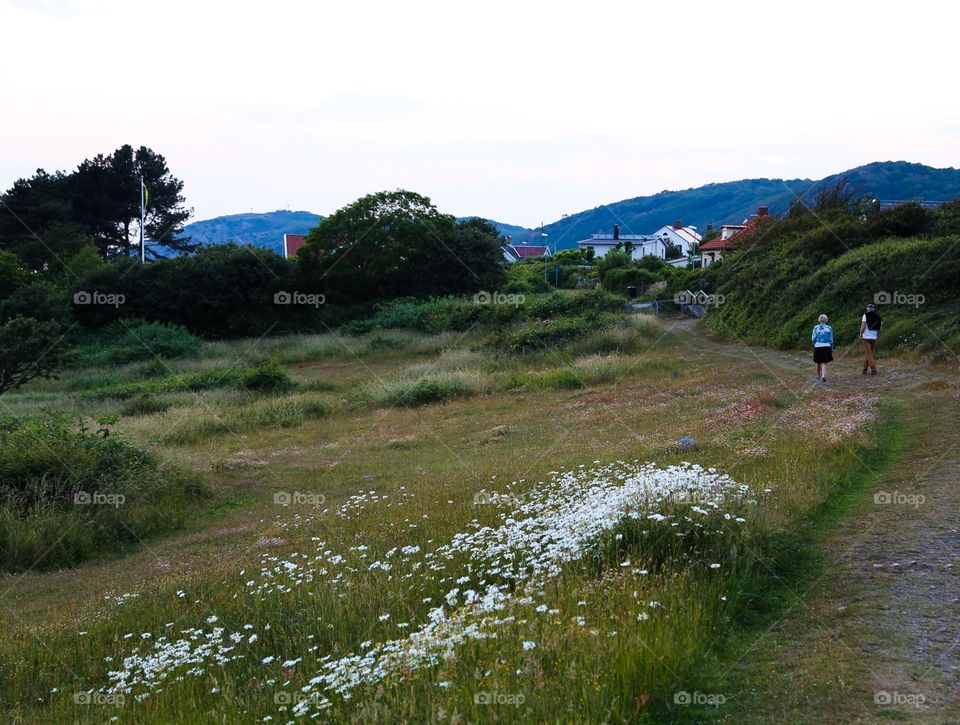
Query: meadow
0,293,896,723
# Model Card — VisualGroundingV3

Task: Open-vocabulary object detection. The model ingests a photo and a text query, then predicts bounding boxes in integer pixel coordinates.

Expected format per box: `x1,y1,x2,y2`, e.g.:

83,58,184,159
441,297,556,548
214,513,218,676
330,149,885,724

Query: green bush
0,412,208,571
488,314,614,354
105,320,201,364
120,393,173,417
233,360,295,393
86,361,296,399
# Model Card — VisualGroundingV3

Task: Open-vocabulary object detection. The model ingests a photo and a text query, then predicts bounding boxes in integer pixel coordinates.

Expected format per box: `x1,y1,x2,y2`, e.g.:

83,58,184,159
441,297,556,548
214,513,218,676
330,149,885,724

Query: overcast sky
2,0,958,228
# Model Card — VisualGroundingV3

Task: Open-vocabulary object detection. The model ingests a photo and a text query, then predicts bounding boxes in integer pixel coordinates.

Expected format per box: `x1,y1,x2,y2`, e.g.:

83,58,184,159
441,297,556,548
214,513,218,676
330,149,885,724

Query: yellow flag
142,180,149,207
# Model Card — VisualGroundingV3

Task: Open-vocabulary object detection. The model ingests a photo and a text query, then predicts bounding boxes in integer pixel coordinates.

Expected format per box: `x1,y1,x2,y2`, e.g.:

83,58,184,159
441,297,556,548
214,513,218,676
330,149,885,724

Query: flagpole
140,177,145,264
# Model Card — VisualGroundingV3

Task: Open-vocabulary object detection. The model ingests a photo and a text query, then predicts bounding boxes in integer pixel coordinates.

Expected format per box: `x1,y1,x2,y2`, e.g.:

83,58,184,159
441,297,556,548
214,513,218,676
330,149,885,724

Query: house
502,243,551,262
699,206,769,266
647,220,702,257
577,221,700,261
283,234,307,258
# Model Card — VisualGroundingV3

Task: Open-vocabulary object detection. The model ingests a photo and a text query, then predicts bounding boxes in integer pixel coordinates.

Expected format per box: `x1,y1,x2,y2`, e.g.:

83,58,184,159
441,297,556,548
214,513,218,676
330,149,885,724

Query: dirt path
675,320,960,723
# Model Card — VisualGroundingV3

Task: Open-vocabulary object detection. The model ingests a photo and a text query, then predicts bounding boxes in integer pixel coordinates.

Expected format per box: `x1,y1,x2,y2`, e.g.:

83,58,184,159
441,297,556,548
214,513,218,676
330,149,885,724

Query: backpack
865,310,882,331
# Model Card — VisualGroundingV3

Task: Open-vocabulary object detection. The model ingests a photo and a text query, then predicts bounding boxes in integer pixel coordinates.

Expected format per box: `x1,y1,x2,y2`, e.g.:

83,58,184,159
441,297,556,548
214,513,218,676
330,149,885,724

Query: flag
141,179,149,207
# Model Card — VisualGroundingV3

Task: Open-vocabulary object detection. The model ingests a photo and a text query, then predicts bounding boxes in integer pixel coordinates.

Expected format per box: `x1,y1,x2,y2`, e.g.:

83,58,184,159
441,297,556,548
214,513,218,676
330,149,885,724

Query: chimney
673,219,682,229
613,224,619,240
757,206,769,217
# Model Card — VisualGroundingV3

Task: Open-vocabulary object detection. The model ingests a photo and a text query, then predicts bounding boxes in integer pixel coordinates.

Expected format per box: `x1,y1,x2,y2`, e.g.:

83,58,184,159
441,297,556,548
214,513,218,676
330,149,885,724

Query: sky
2,0,959,228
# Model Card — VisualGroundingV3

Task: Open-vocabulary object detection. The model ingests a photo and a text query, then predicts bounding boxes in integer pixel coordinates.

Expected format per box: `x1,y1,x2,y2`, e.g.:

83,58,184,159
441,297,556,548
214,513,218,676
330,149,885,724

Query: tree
0,170,90,270
663,240,683,260
300,190,505,302
0,317,68,395
70,145,194,259
0,250,30,299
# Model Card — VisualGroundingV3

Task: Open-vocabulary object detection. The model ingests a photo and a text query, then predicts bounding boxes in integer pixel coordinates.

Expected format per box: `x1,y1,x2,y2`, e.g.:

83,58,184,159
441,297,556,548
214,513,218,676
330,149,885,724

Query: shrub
120,393,173,417
365,373,478,407
107,321,201,364
233,360,295,393
0,412,208,570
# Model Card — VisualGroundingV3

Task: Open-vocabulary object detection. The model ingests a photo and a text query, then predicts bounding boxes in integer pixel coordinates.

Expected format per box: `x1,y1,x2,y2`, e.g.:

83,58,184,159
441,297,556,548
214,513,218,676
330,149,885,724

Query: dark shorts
813,347,833,363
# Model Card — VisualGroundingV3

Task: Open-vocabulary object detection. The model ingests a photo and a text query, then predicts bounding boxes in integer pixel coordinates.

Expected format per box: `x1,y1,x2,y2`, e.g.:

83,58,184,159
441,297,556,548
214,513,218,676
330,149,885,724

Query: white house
647,220,702,256
577,221,701,261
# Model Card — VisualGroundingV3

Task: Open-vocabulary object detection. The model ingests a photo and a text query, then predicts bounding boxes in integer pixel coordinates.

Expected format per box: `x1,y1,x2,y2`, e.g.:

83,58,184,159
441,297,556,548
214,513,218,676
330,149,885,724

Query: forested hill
183,210,324,256
182,162,960,254
522,161,960,249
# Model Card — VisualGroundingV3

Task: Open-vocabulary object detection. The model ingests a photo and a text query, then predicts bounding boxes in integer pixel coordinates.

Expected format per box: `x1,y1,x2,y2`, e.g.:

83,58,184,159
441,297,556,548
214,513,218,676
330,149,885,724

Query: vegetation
0,144,192,263
0,412,207,571
706,197,960,358
0,307,908,723
299,191,506,303
0,316,69,395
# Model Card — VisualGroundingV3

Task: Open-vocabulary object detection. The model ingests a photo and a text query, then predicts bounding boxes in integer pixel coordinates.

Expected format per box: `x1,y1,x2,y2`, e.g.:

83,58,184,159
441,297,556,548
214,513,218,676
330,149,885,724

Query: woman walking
860,303,882,374
811,314,834,382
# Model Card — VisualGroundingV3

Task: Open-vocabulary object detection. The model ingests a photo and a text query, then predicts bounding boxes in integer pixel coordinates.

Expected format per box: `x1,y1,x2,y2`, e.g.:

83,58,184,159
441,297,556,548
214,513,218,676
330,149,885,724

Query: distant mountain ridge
520,161,960,249
184,210,325,256
182,162,960,254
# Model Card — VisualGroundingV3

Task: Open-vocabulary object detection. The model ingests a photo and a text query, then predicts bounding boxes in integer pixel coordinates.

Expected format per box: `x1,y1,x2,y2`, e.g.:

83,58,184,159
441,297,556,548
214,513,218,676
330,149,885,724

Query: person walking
860,302,882,375
811,314,834,382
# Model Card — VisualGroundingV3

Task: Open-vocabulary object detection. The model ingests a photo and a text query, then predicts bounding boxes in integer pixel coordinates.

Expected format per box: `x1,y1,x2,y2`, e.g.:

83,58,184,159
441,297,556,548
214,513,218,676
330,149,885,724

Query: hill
183,210,324,256
526,161,960,249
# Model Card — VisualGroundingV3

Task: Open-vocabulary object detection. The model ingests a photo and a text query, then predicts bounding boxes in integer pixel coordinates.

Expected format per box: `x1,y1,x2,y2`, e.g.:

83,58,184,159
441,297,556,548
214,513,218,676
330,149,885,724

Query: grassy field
0,304,908,723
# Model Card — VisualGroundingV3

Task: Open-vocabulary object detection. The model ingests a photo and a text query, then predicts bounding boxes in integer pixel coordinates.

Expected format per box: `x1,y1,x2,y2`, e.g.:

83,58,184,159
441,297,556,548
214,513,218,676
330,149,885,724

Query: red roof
513,245,549,258
283,234,307,258
700,215,772,252
699,237,737,252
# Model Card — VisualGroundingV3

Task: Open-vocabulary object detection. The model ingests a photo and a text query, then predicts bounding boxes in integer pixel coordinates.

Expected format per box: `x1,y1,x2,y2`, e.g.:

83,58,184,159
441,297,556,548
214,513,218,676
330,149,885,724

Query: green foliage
0,280,71,325
0,250,30,298
0,317,69,395
342,290,623,336
0,412,208,571
373,376,474,407
488,314,613,354
503,259,553,294
299,190,506,303
70,244,298,337
233,359,295,393
0,145,192,263
119,393,173,417
706,202,960,356
85,361,295,400
104,321,201,364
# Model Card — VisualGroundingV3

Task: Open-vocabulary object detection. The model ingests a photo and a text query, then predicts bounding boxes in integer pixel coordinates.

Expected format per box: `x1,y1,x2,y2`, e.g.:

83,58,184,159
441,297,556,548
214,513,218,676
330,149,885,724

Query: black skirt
813,347,833,363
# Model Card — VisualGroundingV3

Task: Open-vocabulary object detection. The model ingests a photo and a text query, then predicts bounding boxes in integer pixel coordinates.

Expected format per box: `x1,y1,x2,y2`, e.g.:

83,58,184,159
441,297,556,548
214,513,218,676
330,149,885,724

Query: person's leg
822,363,828,381
869,340,877,373
816,362,822,379
862,339,872,373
